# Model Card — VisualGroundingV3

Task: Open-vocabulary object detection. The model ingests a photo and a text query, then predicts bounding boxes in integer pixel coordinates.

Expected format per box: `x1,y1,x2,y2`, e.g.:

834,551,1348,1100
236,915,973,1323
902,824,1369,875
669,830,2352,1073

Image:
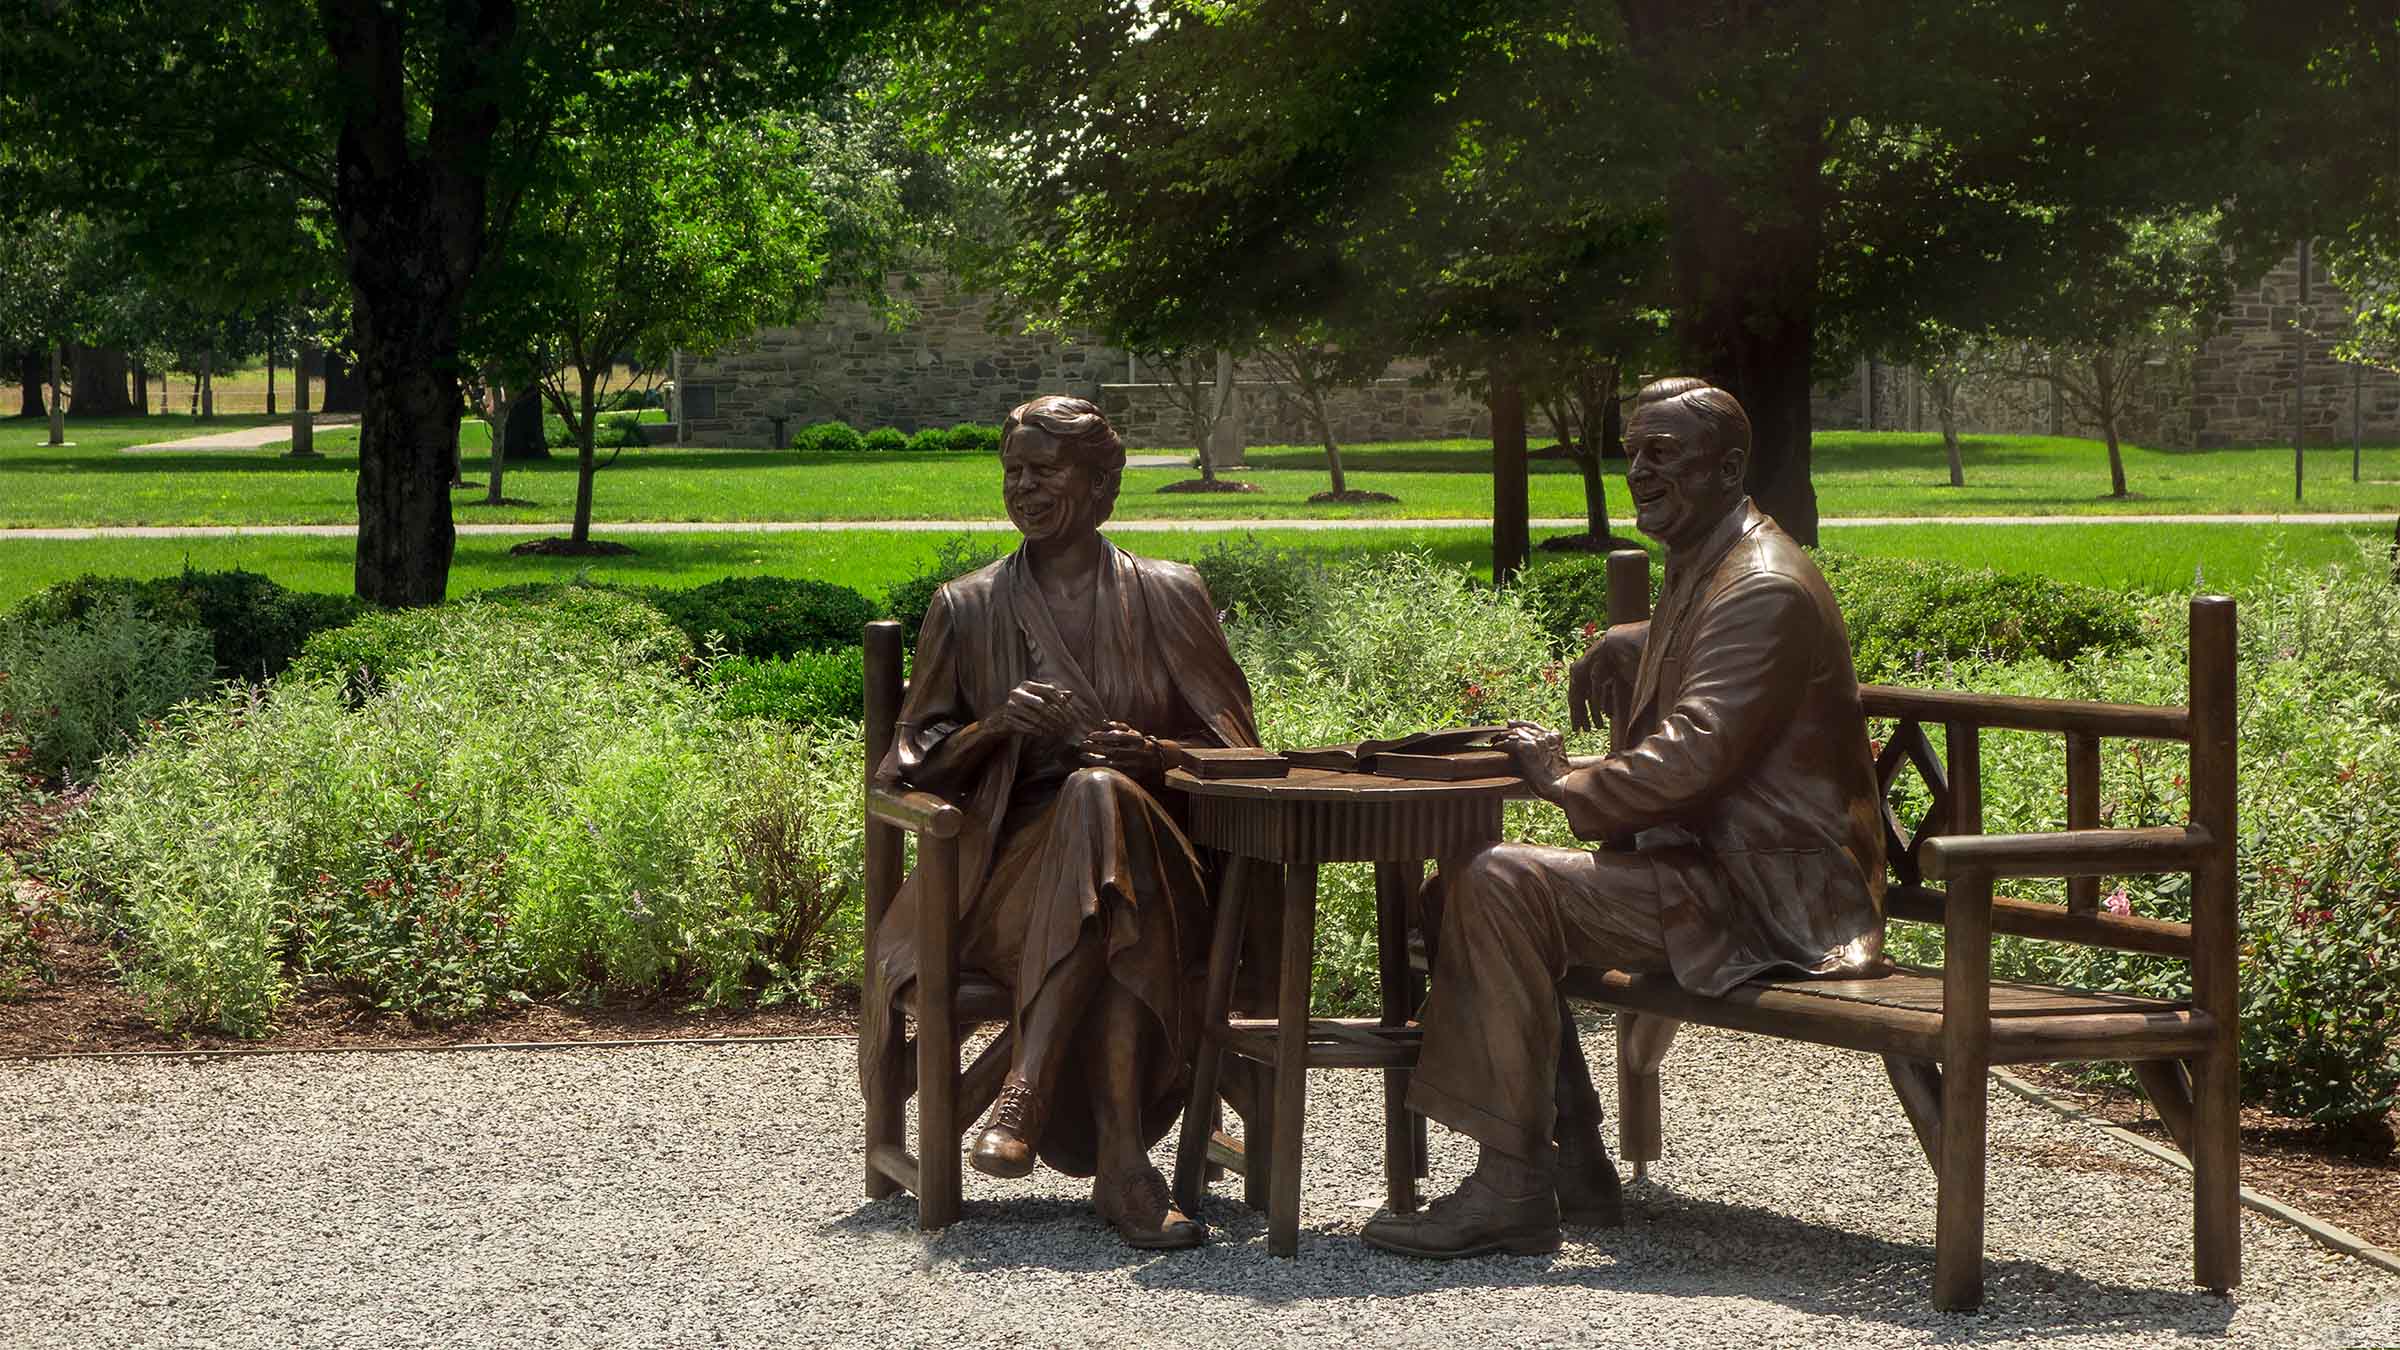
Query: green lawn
0,521,2384,611
6,416,2399,529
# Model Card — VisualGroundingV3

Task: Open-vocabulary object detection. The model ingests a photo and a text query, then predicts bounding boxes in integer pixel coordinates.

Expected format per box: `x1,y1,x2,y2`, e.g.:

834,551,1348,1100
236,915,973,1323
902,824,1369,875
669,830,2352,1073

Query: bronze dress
866,542,1258,1176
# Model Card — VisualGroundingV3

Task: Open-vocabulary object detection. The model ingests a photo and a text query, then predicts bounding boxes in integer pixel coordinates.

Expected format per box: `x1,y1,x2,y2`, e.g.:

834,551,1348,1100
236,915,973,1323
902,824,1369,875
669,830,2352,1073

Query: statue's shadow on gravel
834,1192,2235,1341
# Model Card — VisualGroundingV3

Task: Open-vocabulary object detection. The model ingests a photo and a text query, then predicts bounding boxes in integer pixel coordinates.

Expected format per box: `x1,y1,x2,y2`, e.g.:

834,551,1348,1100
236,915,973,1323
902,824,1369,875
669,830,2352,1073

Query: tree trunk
326,0,510,606
15,349,44,418
47,344,66,446
484,383,509,505
572,367,599,543
1935,382,1964,486
132,359,149,416
319,344,363,414
266,348,277,417
67,344,135,415
2096,357,2129,497
500,383,548,460
1315,407,1347,495
1491,376,1529,583
1625,0,1825,546
199,349,215,419
289,341,317,457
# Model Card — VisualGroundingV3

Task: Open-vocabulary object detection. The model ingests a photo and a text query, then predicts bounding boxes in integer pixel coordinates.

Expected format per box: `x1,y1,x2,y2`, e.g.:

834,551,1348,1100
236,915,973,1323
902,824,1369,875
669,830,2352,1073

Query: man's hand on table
1497,720,1573,804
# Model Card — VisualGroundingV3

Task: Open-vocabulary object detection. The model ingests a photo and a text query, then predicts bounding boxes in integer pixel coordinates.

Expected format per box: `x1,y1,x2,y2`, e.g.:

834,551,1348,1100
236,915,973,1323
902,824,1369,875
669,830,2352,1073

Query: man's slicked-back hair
1631,377,1753,460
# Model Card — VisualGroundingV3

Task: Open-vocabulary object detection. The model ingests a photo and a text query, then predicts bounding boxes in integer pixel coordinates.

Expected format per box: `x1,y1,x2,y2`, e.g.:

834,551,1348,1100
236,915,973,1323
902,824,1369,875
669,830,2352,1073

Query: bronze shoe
969,1077,1044,1180
1094,1164,1206,1250
1360,1175,1562,1259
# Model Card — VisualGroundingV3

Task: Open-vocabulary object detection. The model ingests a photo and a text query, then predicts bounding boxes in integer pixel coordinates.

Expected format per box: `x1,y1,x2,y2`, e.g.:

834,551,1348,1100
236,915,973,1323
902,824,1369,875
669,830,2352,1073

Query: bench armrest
867,784,964,840
1921,826,2215,881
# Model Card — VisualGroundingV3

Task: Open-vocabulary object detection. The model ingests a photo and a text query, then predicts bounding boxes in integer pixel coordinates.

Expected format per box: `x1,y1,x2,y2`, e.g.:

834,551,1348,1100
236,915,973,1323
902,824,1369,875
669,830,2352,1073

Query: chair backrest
1595,549,2238,973
862,619,908,941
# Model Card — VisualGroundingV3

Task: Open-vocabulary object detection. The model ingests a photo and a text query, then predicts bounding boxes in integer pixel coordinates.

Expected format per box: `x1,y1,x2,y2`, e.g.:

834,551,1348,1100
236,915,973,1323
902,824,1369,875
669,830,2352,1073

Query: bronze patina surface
863,395,1257,1249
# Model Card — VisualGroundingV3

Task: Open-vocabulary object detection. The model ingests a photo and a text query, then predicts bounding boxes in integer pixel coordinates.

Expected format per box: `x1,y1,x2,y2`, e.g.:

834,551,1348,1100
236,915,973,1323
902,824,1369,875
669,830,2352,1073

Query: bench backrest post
1605,549,1653,627
2186,597,2239,1041
863,620,906,945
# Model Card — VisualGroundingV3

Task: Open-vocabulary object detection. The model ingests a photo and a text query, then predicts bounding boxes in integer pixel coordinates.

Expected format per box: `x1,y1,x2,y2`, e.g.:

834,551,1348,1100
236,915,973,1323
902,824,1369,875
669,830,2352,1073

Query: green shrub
295,585,691,691
649,576,877,660
6,569,361,682
1512,549,2144,682
862,426,909,453
795,420,866,454
944,422,1002,454
1813,551,2143,682
884,536,1011,643
709,649,866,725
0,598,217,781
1,854,56,998
1192,536,1339,630
544,411,647,448
1513,552,1657,649
904,427,949,455
50,605,867,1034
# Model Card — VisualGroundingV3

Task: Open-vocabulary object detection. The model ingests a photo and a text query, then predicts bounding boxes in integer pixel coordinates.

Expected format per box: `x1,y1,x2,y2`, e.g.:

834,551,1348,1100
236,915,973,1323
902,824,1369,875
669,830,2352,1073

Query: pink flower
2102,886,2132,918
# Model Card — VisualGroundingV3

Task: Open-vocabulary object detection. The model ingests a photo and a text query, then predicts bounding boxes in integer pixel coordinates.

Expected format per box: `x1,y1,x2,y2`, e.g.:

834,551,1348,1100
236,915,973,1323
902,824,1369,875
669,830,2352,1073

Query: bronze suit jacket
1559,500,1886,997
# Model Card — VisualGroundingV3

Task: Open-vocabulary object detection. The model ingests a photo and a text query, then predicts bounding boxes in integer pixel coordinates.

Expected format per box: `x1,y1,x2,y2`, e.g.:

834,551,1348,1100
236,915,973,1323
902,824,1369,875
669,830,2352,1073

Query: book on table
1169,745,1292,778
1280,726,1524,780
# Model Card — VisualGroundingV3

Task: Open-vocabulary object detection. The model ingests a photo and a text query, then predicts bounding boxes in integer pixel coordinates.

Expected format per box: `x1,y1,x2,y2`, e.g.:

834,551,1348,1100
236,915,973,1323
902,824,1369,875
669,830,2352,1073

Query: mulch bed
506,537,637,557
2014,1063,2400,1253
1155,478,1262,494
1307,489,1400,505
1536,533,1647,554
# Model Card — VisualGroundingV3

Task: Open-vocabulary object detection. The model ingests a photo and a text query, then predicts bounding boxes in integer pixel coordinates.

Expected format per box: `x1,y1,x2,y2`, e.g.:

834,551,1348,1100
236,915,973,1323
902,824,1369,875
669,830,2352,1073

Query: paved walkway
0,513,2391,541
0,1025,2391,1348
121,417,357,453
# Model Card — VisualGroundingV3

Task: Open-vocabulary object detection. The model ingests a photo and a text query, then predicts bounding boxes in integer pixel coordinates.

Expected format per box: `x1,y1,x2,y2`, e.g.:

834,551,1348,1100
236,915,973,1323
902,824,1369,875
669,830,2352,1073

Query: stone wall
673,275,1490,449
1816,247,2400,449
2184,250,2400,448
1099,376,1487,450
672,274,1130,448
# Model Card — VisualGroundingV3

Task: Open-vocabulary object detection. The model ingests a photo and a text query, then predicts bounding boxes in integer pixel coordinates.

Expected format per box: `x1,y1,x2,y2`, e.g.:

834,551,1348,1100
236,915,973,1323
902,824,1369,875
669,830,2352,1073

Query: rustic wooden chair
858,618,1016,1229
1566,553,2241,1310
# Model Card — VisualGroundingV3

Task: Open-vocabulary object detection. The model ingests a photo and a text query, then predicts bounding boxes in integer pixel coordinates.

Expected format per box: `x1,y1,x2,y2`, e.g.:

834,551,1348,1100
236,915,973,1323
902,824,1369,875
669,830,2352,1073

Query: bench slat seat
1563,966,2215,1067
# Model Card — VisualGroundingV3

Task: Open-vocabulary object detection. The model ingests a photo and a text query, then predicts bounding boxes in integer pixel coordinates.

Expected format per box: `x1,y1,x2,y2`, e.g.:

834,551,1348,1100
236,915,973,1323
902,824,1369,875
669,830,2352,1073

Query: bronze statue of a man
865,395,1258,1249
1362,377,1887,1259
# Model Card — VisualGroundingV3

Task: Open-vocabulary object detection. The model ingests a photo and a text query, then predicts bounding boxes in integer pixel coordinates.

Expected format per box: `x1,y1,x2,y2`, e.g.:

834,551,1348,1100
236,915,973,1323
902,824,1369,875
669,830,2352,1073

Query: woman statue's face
1001,428,1109,542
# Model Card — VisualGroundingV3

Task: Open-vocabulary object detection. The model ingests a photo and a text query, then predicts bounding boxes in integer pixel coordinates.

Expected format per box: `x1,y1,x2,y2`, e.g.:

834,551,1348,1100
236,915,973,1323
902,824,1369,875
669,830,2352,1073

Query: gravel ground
3,1025,2394,1350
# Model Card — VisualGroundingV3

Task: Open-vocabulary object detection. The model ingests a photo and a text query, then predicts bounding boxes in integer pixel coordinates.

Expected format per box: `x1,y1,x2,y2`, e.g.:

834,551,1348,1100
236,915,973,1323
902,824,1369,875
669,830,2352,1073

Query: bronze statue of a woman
864,395,1257,1249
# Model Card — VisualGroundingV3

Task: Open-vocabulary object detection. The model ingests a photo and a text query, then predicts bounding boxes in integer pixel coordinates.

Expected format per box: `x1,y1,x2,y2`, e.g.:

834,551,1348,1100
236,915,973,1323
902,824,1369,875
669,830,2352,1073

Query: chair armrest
867,784,964,840
1921,826,2214,881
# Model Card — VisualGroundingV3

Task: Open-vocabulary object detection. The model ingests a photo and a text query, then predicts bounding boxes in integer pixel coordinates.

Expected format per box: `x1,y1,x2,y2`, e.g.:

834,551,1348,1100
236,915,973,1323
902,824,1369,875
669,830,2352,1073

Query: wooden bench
1562,552,2240,1311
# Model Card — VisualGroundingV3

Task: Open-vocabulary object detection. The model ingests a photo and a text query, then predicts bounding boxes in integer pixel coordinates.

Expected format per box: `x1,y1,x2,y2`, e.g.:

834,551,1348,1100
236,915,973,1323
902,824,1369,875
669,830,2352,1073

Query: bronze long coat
1562,501,1886,996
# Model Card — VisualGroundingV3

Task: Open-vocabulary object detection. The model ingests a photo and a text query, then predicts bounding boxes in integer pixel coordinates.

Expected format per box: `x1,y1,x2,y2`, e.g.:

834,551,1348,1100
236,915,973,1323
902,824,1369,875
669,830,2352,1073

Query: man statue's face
1002,428,1108,541
1625,401,1744,549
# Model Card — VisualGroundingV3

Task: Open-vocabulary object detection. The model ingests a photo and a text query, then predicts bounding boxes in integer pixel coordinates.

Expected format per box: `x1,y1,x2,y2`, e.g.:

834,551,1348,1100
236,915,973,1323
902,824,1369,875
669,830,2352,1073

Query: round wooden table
1166,766,1520,1256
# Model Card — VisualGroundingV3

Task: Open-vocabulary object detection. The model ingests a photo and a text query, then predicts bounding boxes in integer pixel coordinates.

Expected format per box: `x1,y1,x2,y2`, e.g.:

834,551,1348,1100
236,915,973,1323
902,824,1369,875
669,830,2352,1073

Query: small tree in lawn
1252,324,1389,503
1986,214,2232,499
482,116,828,554
1133,345,1253,491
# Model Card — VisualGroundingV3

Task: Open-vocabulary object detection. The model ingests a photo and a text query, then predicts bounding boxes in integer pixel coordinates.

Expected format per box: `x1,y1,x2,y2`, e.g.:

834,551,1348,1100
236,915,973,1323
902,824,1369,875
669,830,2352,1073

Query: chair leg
2191,1047,2241,1294
914,836,963,1231
862,976,904,1201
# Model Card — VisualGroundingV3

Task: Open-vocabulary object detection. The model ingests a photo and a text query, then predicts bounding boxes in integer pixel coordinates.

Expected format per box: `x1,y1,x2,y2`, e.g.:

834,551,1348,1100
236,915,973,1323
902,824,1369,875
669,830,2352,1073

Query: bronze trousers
1408,842,1673,1164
